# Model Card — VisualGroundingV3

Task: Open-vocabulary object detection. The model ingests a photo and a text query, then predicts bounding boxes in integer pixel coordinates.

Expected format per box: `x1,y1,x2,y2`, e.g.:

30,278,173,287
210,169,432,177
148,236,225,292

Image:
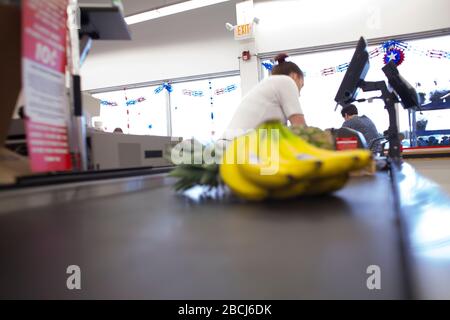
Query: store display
416,135,450,147
429,89,450,103
408,99,450,147
22,0,72,172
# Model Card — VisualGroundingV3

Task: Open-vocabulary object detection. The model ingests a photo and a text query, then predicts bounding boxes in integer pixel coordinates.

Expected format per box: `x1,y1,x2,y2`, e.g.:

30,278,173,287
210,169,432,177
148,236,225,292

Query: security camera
225,22,235,31
253,17,260,24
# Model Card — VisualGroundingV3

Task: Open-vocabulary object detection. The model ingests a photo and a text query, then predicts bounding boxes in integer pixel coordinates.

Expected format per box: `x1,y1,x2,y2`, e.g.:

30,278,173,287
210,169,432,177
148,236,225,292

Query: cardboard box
0,147,30,185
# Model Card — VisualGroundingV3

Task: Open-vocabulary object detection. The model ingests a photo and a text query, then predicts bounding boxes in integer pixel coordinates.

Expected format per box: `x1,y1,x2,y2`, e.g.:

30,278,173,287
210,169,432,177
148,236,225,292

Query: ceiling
120,0,189,16
81,0,273,17
79,0,202,17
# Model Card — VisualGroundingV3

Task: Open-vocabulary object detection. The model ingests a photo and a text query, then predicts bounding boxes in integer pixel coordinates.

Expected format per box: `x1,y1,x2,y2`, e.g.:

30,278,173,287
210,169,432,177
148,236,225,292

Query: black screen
334,37,370,105
382,61,420,109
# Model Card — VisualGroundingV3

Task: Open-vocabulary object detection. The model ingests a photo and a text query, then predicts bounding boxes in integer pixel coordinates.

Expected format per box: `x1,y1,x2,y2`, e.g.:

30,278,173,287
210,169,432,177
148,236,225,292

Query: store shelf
420,99,450,111
402,145,450,158
408,99,450,147
416,129,450,136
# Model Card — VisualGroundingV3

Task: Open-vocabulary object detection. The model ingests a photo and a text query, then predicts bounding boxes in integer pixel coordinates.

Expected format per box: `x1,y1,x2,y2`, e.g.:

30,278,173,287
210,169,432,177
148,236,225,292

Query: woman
224,53,306,140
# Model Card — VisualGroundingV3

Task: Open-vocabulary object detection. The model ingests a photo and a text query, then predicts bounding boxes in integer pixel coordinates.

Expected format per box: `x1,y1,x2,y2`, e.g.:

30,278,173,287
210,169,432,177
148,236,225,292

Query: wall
82,93,100,127
81,1,240,91
254,0,450,54
81,0,450,91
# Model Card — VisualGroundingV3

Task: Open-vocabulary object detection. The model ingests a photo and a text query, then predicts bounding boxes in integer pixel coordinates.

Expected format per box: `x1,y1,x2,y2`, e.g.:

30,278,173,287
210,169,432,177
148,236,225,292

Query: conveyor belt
0,170,409,299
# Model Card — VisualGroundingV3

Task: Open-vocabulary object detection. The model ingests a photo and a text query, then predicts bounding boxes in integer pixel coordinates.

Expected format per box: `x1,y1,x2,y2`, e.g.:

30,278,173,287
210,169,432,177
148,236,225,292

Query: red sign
25,120,71,172
22,0,72,172
336,137,358,151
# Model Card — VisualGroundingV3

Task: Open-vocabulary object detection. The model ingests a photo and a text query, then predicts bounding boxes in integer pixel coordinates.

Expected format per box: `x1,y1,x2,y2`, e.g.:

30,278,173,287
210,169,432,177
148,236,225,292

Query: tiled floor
406,158,450,195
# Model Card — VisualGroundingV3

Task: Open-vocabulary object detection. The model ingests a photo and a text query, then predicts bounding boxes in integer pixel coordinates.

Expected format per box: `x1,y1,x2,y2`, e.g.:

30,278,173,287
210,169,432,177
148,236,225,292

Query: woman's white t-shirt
223,75,303,139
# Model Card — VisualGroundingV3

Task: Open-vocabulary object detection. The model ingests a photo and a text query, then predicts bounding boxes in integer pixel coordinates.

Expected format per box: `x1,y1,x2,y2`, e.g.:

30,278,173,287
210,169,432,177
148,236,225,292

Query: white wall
81,0,450,91
254,0,450,53
81,1,240,91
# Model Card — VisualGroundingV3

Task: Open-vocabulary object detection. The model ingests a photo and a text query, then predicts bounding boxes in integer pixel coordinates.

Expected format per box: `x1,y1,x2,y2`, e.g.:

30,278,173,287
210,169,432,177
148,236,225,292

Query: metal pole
166,88,172,137
411,109,417,147
67,0,88,171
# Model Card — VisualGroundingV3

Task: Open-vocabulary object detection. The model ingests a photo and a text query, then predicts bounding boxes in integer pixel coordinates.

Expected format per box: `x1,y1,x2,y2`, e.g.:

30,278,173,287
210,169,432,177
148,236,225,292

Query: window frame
87,70,240,138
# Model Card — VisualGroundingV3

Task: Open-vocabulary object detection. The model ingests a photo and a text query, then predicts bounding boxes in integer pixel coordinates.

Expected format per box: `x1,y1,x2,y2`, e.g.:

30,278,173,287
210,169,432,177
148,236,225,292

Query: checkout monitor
334,37,370,106
382,61,420,110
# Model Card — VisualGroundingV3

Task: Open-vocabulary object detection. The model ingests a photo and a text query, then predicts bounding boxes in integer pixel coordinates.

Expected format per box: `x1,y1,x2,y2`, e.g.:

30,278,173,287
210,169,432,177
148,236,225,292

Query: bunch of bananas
219,121,372,201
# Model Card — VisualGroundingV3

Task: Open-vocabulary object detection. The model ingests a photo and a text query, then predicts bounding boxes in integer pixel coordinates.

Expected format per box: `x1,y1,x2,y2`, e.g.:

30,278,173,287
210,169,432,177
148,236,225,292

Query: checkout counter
0,159,449,299
0,6,449,299
5,107,180,172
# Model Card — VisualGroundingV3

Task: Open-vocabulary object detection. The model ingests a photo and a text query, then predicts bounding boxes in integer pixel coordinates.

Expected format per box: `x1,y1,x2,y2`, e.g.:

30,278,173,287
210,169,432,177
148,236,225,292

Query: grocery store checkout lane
0,168,405,299
0,163,450,299
1,1,450,299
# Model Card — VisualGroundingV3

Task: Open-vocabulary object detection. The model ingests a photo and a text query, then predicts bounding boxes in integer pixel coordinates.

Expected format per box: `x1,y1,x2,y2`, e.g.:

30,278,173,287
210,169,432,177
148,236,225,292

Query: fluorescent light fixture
125,0,231,25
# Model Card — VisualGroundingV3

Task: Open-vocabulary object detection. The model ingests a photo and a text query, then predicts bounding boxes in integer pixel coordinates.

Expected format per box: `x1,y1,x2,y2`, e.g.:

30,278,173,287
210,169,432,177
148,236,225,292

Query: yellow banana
302,174,350,196
269,180,310,199
281,123,372,164
237,124,322,189
269,174,349,199
275,123,372,177
218,121,364,201
219,134,268,201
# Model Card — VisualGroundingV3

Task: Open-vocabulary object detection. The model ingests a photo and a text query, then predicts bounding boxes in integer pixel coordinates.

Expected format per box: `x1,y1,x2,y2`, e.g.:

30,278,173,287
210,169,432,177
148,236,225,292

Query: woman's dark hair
341,104,358,118
271,53,304,78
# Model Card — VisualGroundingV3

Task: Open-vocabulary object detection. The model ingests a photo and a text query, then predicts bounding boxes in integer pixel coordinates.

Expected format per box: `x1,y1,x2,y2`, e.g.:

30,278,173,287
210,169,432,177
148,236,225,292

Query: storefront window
91,75,241,142
170,75,241,143
93,86,168,136
261,34,450,148
125,86,168,136
92,90,128,133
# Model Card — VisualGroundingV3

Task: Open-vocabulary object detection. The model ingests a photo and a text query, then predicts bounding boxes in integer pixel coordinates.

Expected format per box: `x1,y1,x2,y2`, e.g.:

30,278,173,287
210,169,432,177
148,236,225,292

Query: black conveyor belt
0,170,410,299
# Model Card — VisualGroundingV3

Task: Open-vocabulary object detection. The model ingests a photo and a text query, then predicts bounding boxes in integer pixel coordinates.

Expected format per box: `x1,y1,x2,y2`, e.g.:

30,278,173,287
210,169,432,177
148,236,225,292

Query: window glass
210,76,241,140
170,79,211,142
93,85,168,136
125,86,168,136
170,75,241,143
92,90,128,133
261,35,450,142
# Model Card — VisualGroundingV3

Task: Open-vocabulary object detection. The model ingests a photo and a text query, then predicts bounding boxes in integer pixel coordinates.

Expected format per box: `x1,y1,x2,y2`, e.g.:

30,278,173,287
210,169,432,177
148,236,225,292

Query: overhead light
125,0,231,25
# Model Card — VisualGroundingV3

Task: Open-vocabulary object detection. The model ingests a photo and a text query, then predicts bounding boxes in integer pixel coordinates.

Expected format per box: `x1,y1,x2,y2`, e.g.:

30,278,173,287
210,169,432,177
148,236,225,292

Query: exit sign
234,23,254,40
